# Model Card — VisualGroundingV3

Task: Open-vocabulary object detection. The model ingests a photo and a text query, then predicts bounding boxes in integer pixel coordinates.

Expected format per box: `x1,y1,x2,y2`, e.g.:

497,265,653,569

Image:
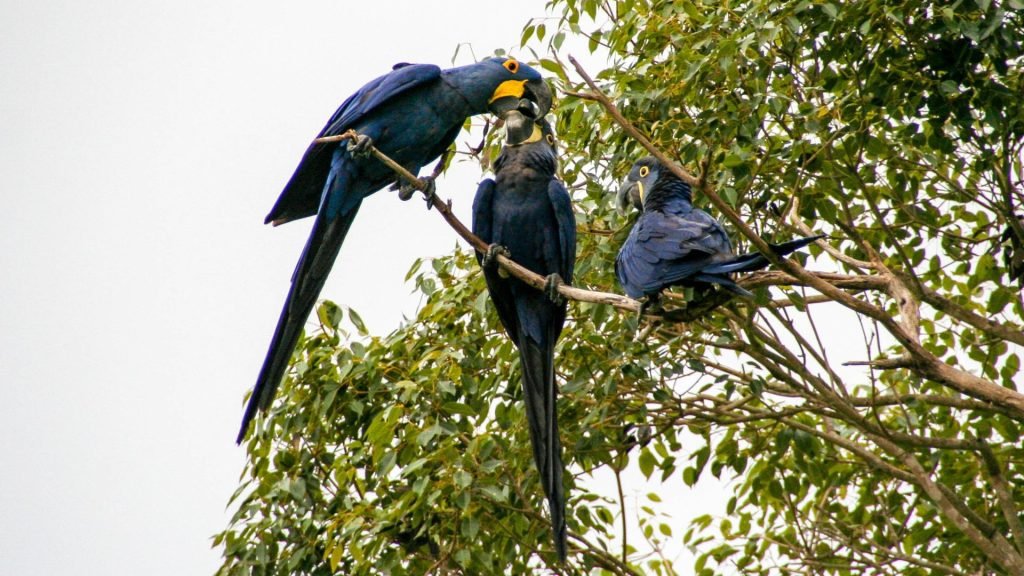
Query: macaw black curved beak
504,108,542,145
524,77,553,116
616,180,643,214
489,78,552,119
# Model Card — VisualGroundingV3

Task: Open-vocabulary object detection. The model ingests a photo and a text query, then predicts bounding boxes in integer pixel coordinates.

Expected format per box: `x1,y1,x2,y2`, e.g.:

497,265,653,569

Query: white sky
1,2,877,574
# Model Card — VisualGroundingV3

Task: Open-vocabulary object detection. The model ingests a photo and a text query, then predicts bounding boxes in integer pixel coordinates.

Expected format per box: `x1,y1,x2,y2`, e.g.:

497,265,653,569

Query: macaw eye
546,134,555,145
503,59,519,74
639,166,650,177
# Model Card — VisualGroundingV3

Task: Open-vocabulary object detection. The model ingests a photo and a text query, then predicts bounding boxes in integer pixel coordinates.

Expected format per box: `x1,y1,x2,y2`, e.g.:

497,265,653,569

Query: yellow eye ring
503,59,519,74
546,133,555,145
639,166,650,177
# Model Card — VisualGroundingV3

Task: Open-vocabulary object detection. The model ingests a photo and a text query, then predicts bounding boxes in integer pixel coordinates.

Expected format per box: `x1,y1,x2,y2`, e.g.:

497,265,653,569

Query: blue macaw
472,104,576,561
615,157,822,299
238,58,552,443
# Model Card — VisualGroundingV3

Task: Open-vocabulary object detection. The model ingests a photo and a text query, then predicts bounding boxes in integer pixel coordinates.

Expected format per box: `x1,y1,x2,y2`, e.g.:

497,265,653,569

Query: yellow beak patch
637,181,645,203
523,124,543,144
489,79,528,103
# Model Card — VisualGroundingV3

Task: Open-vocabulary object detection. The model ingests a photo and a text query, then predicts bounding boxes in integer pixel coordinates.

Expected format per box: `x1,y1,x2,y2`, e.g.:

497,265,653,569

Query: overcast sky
1,2,877,574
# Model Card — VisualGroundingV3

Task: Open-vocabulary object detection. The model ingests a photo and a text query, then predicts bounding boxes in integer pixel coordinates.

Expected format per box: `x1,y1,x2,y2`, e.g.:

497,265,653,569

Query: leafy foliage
218,1,1024,574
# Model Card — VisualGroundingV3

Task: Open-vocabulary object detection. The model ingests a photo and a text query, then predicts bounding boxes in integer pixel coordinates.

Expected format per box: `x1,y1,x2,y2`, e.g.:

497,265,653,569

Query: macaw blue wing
472,178,522,347
266,64,442,225
471,178,496,248
320,64,442,136
616,209,733,297
547,179,577,285
616,223,669,298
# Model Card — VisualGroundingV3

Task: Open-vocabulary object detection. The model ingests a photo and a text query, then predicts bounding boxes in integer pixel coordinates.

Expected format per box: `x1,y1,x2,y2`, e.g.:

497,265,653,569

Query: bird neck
441,67,498,116
494,143,556,182
645,177,693,214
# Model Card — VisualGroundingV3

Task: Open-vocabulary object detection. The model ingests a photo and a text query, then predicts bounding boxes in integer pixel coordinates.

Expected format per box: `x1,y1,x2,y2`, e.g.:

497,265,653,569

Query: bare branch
850,393,1019,417
895,447,1024,574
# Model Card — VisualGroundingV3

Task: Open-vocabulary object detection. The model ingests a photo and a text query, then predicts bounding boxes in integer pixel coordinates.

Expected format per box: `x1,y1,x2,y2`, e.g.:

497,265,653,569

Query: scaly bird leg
483,244,511,271
398,175,437,209
544,273,566,304
639,293,663,317
347,134,374,158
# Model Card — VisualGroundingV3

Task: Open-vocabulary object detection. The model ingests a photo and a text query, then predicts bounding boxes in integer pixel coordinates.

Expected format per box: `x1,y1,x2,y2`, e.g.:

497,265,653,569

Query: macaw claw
544,273,566,304
483,244,511,270
399,176,437,209
639,294,663,316
347,134,374,158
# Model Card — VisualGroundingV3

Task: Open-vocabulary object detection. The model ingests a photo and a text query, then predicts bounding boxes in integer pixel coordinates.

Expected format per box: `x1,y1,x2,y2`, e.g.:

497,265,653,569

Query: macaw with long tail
472,103,576,561
238,58,552,443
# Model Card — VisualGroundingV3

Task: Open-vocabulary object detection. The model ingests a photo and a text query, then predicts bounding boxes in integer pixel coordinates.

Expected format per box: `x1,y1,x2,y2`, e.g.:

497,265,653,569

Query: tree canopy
217,1,1024,574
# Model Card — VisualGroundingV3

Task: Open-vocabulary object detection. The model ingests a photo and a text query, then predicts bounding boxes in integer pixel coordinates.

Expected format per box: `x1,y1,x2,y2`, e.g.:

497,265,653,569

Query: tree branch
788,196,875,271
849,393,1020,417
312,131,875,329
314,129,642,313
565,55,1024,420
909,276,1024,347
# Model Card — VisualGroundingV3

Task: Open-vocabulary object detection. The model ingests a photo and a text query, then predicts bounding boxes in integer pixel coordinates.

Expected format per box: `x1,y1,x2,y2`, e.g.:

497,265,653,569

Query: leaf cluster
219,1,1024,574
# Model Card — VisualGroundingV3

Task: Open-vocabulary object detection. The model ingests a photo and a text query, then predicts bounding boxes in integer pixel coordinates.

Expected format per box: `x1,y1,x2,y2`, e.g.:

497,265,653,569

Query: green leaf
454,470,473,488
638,448,656,479
520,23,535,47
462,516,481,539
473,290,489,316
987,288,1012,314
442,401,477,417
722,154,745,168
220,5,1024,574
366,405,403,447
348,307,368,334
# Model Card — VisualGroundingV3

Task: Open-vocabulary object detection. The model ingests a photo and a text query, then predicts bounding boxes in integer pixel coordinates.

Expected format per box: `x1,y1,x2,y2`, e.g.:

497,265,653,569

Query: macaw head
617,156,661,214
451,56,552,120
503,98,555,148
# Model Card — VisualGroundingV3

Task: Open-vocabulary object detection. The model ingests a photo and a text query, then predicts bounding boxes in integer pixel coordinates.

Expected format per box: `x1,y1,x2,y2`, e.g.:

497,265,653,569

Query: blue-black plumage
472,106,575,561
239,58,552,443
615,157,822,299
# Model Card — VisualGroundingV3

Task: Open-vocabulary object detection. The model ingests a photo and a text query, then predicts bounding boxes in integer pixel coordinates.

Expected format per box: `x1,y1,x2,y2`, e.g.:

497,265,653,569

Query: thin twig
561,89,600,101
615,465,627,565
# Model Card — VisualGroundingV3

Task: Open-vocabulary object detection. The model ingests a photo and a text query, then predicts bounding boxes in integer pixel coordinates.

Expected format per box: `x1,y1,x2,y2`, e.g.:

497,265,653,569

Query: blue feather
615,157,822,300
240,58,550,443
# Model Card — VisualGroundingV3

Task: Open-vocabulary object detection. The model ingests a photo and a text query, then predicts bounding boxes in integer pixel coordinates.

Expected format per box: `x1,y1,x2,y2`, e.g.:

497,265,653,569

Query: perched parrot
238,57,552,443
615,156,822,299
472,104,576,561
